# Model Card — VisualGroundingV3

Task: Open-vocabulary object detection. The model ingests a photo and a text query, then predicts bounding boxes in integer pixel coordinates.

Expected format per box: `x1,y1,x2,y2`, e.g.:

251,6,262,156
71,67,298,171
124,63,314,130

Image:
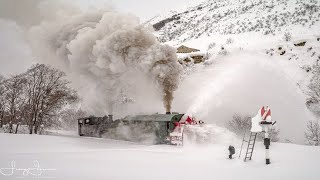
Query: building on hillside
293,40,307,47
177,45,200,53
176,45,206,64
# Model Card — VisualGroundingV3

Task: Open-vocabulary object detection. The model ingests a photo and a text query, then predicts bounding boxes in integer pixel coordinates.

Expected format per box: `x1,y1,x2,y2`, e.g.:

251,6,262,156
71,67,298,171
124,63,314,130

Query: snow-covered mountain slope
0,134,319,180
149,0,320,43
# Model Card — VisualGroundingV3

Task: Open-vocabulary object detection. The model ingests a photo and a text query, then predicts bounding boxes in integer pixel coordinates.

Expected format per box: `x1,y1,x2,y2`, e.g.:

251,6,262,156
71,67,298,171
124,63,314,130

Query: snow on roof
293,39,308,44
177,45,200,53
121,114,184,122
177,51,206,59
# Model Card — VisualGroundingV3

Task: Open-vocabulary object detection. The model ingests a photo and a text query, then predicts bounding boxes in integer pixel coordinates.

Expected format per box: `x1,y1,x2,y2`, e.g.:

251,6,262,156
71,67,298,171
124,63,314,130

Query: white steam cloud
26,7,182,115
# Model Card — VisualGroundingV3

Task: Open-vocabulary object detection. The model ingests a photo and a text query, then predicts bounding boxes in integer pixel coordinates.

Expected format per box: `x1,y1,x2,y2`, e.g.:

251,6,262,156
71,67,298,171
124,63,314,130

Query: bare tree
0,65,79,134
257,126,280,142
305,120,320,146
226,114,251,136
308,64,320,99
2,75,27,133
227,113,280,142
0,75,5,127
283,32,292,42
24,64,78,134
307,64,320,115
58,108,87,130
226,38,234,44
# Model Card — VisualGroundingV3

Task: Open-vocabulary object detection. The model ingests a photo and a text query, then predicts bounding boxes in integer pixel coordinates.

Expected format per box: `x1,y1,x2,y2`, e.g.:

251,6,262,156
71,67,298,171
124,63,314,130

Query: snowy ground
0,133,319,180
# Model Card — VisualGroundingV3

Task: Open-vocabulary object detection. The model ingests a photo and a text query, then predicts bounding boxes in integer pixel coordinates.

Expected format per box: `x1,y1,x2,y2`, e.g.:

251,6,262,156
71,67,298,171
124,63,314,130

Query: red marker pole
261,122,273,165
264,125,271,164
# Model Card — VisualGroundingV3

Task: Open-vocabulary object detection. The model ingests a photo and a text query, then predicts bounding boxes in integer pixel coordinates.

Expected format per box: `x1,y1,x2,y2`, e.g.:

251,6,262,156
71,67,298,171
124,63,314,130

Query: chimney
108,115,113,121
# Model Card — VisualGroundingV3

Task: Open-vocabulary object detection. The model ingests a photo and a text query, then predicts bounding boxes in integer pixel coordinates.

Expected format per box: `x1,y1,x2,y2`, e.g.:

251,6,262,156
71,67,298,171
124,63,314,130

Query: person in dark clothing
228,145,235,159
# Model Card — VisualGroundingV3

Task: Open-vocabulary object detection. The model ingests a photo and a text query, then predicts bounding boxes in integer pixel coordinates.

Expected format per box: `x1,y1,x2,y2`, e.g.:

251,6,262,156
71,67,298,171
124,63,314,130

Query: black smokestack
108,114,113,121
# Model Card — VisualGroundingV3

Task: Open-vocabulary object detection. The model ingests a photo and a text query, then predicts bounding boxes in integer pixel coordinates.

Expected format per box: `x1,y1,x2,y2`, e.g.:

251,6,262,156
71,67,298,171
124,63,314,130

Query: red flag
186,116,192,124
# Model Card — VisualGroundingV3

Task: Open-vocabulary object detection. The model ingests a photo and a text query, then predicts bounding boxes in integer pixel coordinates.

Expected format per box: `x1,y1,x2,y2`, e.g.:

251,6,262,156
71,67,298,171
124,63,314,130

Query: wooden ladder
244,132,258,162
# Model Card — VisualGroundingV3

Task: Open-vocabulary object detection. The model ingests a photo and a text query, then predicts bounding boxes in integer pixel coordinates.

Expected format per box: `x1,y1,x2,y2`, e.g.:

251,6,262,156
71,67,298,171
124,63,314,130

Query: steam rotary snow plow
78,113,204,145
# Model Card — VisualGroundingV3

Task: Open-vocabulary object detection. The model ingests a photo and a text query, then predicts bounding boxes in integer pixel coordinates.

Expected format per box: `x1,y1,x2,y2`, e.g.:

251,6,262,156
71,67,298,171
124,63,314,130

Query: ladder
244,132,258,162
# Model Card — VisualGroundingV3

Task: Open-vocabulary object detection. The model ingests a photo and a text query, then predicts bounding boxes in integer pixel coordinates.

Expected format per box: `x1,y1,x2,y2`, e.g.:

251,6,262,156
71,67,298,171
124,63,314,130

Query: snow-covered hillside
0,134,319,180
150,0,320,43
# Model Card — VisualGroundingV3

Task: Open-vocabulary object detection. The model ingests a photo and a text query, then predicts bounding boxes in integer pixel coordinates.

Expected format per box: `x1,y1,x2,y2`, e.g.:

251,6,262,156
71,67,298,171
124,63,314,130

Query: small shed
177,45,200,53
177,51,206,64
293,40,307,47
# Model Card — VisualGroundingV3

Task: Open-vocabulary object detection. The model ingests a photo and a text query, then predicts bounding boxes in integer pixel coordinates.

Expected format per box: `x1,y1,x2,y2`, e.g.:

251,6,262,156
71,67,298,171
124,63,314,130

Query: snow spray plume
28,8,182,114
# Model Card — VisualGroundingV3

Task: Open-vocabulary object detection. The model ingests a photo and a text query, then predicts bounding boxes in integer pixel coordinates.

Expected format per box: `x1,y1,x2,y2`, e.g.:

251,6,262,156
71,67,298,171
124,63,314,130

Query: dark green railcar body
78,113,184,144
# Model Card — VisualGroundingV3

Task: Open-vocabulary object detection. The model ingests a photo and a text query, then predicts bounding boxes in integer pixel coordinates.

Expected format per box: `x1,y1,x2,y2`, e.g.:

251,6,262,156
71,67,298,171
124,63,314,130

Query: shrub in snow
307,64,320,108
56,109,88,131
218,46,228,56
226,114,251,136
207,42,216,50
283,32,292,42
2,124,10,133
302,65,312,73
306,64,320,116
227,113,280,142
305,120,320,146
0,75,5,127
263,29,271,35
257,127,280,142
284,139,292,143
226,38,234,44
218,49,228,56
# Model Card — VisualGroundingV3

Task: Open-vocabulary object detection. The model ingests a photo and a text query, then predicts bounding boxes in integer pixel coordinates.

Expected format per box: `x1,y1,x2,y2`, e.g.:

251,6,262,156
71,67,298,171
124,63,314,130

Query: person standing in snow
228,145,235,159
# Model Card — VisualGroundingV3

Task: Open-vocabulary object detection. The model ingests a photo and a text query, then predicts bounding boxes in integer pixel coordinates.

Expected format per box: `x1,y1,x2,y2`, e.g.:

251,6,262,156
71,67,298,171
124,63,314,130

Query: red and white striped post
259,106,275,165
